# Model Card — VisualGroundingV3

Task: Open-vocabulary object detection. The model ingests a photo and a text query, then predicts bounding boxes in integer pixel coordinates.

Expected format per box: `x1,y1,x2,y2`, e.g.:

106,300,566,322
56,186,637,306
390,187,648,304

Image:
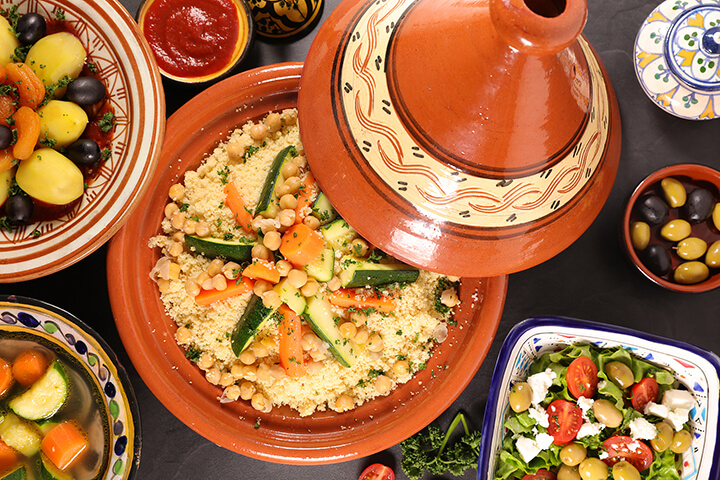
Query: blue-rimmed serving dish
477,316,720,480
0,295,140,479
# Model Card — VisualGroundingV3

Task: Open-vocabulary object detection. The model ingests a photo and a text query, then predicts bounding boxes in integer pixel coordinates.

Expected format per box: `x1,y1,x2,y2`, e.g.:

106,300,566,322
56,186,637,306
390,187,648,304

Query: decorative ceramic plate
0,0,165,282
477,316,720,480
106,62,508,464
0,295,141,479
634,0,720,120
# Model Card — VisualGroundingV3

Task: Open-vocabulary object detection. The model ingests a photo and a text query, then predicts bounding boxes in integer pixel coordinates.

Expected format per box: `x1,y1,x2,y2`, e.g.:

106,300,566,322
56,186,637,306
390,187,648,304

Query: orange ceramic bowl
106,62,508,464
622,164,720,293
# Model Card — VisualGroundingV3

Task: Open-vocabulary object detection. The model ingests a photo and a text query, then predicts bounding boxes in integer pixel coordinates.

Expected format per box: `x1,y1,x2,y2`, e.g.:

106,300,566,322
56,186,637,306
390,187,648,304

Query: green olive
508,382,532,413
661,177,687,208
560,442,587,467
15,148,84,205
713,203,720,231
660,219,692,242
676,237,707,261
578,457,608,480
612,460,641,480
706,240,720,269
25,32,87,96
630,222,650,251
0,16,19,66
558,464,582,480
674,261,710,285
592,398,622,428
651,421,674,452
670,429,693,454
38,100,89,148
605,361,634,389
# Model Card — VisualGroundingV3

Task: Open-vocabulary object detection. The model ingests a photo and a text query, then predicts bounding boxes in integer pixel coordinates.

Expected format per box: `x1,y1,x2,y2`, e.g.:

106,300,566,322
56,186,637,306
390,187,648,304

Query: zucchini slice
185,235,255,263
231,295,279,355
0,412,41,457
8,360,68,421
39,454,73,480
311,192,337,225
304,247,335,282
254,145,297,216
0,465,27,480
305,295,357,368
339,257,419,287
273,278,306,315
320,219,358,251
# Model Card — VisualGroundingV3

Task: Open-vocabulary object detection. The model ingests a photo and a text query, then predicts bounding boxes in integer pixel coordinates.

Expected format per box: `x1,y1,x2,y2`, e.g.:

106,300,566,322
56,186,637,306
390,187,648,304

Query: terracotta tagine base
299,0,622,277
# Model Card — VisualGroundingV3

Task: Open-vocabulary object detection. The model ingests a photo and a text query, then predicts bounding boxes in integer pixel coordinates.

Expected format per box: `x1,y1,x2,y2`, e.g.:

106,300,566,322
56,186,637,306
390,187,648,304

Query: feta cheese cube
527,368,557,406
577,396,594,418
629,417,657,440
666,408,690,431
662,389,696,411
528,406,550,428
576,422,605,439
643,401,669,419
516,436,542,463
535,432,554,450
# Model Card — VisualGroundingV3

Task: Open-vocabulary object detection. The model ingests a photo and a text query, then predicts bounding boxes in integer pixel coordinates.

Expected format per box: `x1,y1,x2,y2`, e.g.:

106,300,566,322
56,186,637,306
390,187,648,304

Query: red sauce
142,0,241,78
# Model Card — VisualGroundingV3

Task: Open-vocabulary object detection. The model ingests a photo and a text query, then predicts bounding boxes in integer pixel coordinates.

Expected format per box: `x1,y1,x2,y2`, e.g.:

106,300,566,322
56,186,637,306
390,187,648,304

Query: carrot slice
277,305,306,378
327,288,396,313
242,261,280,284
0,96,16,127
294,172,318,224
12,350,48,387
194,277,254,306
0,358,14,398
223,182,254,233
12,106,41,161
279,223,324,266
0,439,19,472
41,421,88,470
5,63,45,109
0,150,14,173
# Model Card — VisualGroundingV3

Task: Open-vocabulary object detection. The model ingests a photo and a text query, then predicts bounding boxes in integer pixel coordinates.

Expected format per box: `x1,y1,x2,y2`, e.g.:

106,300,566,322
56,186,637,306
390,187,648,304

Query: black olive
0,125,12,150
66,139,101,166
65,77,107,106
16,13,46,45
636,194,669,225
682,188,714,223
6,195,33,225
642,244,671,277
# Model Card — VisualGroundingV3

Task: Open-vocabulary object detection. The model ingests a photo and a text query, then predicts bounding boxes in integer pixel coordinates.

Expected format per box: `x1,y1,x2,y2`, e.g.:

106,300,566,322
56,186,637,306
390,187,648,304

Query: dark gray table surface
2,0,719,478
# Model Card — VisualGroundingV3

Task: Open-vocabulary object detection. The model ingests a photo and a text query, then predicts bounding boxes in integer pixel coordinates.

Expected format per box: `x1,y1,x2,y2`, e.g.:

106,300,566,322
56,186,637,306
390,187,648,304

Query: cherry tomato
566,356,598,399
522,468,557,479
602,435,654,471
631,377,659,411
546,399,583,445
359,463,394,480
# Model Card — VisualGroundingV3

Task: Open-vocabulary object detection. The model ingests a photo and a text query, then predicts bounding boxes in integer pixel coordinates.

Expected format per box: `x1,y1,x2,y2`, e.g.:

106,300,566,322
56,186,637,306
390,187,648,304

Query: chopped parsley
185,347,201,362
0,217,12,232
433,277,458,316
217,165,230,184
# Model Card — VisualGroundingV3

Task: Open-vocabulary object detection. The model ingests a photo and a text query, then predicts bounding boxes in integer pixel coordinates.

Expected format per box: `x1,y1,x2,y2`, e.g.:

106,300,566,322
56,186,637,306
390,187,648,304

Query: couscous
149,109,460,416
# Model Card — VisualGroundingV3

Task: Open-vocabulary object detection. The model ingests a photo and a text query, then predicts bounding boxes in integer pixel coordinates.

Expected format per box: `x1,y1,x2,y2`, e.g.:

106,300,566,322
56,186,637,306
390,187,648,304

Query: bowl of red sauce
138,0,254,84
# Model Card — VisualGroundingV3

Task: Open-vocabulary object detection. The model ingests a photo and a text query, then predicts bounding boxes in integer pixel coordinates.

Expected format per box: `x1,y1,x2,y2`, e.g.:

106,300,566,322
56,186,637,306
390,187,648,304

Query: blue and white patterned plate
634,0,720,120
477,316,720,480
0,295,140,480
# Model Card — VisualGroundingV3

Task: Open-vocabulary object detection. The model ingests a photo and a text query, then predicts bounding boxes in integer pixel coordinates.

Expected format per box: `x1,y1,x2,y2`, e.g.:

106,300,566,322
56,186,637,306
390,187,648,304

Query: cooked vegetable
224,182,254,233
0,412,42,457
304,247,334,282
311,191,337,225
254,145,296,217
0,358,13,398
231,294,279,355
0,439,20,474
8,360,68,420
339,257,419,288
242,261,280,284
327,288,395,313
304,294,357,368
194,277,253,306
0,465,26,480
293,171,318,223
359,463,394,480
280,223,324,267
273,278,306,314
39,454,73,480
25,32,86,94
15,149,84,205
277,305,305,378
321,218,358,252
37,100,89,148
184,235,254,263
12,349,48,387
40,421,88,470
0,16,19,65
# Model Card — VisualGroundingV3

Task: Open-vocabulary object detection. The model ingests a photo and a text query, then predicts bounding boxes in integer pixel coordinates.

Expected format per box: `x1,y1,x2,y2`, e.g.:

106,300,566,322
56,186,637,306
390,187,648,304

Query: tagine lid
298,0,622,277
634,0,720,120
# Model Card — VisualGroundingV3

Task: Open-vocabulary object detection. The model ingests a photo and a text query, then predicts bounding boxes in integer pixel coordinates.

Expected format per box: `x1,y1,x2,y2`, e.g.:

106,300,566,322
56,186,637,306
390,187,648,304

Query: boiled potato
0,16,20,65
0,167,15,207
25,32,86,97
15,148,84,205
38,100,88,147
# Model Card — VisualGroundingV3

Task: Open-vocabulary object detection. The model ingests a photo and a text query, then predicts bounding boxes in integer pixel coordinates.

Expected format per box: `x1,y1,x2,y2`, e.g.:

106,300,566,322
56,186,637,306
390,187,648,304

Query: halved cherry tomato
359,463,394,480
602,435,654,471
522,469,556,479
566,356,598,399
631,377,659,411
546,399,583,445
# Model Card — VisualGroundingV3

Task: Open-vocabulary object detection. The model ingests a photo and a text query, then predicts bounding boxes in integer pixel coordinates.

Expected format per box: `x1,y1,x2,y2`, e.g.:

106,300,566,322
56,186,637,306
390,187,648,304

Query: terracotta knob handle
489,0,587,56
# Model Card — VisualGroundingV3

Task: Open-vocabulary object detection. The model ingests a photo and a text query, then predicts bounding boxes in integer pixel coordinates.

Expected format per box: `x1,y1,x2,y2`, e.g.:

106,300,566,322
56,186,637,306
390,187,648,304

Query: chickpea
280,109,297,126
306,361,323,375
560,442,587,467
278,209,296,227
281,162,299,179
220,372,235,387
326,275,342,291
255,363,271,381
292,155,307,169
242,365,257,381
275,183,292,198
651,421,674,452
226,142,245,161
262,290,282,309
222,261,241,279
240,381,255,400
164,202,179,219
239,349,256,365
183,218,197,235
168,183,185,201
168,241,184,257
276,259,293,277
334,394,354,412
670,429,693,454
167,262,181,280
207,258,225,276
230,364,245,378
224,385,241,401
279,193,298,210
339,322,357,339
253,279,273,296
300,278,320,297
440,288,459,308
303,215,321,230
557,464,581,480
354,328,369,345
508,382,533,413
592,399,622,428
270,364,286,379
205,367,221,385
350,238,369,257
198,352,214,370
170,211,186,230
156,278,170,293
287,269,308,289
393,360,409,375
264,112,282,133
284,176,301,194
251,392,272,413
611,461,640,480
605,361,634,389
195,271,211,288
349,311,367,326
172,231,185,243
185,278,200,297
263,231,282,251
577,457,608,480
175,326,192,344
302,332,321,351
251,342,269,359
375,375,392,394
250,123,268,141
252,244,272,261
366,333,384,352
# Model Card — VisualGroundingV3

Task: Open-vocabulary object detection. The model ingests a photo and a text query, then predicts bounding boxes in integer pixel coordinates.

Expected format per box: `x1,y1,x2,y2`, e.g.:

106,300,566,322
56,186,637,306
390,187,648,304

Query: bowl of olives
622,164,720,293
0,0,165,282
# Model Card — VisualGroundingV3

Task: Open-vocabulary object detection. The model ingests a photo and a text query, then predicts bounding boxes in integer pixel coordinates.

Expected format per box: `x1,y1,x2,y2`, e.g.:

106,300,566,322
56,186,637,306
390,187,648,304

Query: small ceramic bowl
137,0,254,84
477,316,720,480
622,164,720,293
0,295,141,479
0,0,165,283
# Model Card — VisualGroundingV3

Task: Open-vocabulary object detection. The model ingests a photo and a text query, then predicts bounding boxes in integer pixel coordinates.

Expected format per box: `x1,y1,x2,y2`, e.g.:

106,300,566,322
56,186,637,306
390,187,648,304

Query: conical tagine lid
298,0,622,277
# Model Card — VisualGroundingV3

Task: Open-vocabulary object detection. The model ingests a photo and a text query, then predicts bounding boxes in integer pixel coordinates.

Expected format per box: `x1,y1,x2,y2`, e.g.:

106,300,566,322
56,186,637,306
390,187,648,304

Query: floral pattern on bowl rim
0,295,140,480
477,316,720,480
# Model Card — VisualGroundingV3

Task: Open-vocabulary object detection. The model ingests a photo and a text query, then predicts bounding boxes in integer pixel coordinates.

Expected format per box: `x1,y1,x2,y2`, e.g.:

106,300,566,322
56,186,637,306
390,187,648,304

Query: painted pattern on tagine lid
635,0,720,120
298,0,622,277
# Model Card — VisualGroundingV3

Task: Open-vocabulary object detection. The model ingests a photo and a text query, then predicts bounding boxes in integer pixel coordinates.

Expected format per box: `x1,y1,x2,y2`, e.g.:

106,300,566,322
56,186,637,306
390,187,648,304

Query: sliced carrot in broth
0,359,14,398
12,349,49,387
41,421,89,470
